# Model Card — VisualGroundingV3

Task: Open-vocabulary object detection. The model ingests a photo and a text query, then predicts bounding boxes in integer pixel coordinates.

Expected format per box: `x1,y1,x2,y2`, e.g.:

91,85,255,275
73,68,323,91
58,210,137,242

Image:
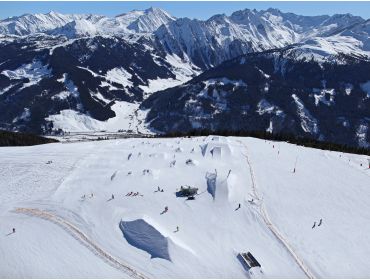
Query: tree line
159,129,370,156
0,130,59,147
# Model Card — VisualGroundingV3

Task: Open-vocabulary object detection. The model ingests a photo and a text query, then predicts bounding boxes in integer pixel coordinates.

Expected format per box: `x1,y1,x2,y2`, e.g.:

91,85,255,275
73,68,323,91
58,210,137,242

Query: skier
112,194,114,200
12,228,15,234
312,222,316,229
165,206,168,212
318,218,322,226
175,226,179,232
235,203,241,210
160,189,164,192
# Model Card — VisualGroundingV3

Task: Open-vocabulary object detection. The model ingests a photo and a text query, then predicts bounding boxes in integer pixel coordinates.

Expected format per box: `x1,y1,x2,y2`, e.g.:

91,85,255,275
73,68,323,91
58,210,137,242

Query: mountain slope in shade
142,47,370,147
0,35,199,134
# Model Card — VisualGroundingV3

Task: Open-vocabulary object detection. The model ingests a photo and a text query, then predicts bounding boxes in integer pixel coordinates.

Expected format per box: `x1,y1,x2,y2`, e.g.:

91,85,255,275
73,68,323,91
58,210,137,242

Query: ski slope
0,136,369,278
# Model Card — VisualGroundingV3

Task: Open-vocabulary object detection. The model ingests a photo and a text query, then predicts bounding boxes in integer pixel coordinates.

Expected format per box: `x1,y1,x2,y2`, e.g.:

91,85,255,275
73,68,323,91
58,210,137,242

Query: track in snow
240,142,315,279
14,207,147,279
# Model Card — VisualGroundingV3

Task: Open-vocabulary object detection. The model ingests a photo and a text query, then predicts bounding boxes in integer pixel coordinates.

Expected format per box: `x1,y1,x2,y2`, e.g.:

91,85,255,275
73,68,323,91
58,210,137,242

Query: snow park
1,1,370,278
1,134,370,278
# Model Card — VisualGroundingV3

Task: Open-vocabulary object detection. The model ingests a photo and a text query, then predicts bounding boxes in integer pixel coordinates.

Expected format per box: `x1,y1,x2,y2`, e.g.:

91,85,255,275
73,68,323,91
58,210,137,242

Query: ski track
240,141,315,279
13,207,147,279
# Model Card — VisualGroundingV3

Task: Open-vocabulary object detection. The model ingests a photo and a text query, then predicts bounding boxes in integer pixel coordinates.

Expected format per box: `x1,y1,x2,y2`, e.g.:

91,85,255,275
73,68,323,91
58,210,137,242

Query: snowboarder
160,206,168,215
318,218,322,226
12,228,15,234
312,222,316,229
160,189,164,192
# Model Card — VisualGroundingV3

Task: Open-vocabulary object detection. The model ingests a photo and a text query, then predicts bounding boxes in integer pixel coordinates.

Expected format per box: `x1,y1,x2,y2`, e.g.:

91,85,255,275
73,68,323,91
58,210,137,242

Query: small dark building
238,252,261,270
176,185,198,197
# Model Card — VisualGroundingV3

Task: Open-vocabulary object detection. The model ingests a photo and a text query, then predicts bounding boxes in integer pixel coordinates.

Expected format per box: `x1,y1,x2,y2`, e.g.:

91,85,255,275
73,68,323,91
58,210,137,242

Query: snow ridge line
240,143,315,279
13,207,147,279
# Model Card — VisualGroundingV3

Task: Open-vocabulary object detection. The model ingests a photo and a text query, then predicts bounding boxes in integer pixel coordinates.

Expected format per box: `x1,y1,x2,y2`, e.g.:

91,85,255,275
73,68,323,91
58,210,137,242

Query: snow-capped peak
0,7,175,37
0,11,89,36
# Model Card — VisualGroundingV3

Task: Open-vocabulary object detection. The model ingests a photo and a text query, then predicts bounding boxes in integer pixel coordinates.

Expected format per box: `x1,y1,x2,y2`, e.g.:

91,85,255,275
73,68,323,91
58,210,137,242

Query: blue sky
1,1,370,20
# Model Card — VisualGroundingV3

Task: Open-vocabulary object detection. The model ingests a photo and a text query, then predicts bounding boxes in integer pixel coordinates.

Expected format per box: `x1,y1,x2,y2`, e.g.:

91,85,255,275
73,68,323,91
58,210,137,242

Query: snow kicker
13,208,147,279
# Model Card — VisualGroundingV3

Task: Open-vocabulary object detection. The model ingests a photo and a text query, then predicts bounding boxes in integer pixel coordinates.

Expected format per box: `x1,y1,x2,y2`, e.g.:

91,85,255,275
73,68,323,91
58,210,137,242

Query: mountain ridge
0,6,369,148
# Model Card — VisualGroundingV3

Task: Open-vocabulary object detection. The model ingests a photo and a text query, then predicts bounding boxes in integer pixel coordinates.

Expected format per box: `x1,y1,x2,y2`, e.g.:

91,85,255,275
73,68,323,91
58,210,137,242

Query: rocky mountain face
0,7,369,147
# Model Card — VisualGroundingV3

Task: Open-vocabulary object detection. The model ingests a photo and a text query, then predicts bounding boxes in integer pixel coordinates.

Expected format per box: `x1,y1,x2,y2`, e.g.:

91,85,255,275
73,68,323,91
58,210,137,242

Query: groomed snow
0,136,369,278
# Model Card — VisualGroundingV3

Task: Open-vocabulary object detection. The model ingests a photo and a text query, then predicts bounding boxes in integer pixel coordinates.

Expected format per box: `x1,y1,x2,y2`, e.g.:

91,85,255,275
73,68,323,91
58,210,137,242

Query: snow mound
202,142,232,158
119,219,171,261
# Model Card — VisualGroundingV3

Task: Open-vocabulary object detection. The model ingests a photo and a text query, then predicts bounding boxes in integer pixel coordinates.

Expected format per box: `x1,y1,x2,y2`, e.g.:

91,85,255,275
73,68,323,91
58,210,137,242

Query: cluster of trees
159,129,370,156
0,130,58,147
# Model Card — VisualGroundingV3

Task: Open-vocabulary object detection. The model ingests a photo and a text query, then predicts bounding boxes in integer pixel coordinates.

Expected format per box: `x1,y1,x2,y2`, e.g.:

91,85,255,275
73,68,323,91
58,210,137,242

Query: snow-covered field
46,101,153,134
0,136,369,278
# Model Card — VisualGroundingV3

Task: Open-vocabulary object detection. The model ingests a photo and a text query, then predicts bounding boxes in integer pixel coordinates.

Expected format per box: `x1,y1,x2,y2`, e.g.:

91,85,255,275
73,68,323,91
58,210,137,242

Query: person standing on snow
12,228,15,234
318,219,322,226
312,222,316,229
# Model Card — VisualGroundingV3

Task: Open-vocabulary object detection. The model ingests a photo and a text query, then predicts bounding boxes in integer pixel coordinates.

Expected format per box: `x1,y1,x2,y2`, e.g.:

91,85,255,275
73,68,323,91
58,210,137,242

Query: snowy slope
0,136,369,278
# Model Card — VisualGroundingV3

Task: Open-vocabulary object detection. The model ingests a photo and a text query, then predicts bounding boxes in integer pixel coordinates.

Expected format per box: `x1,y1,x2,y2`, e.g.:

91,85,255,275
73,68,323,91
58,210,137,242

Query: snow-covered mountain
142,47,370,148
0,8,175,38
154,9,368,68
1,136,370,277
0,11,91,36
0,7,370,147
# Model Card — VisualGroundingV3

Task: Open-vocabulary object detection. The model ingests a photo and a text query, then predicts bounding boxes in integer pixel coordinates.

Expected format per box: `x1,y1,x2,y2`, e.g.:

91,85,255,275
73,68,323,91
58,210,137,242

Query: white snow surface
1,60,51,90
0,136,370,278
106,68,133,88
0,8,174,37
46,101,151,134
